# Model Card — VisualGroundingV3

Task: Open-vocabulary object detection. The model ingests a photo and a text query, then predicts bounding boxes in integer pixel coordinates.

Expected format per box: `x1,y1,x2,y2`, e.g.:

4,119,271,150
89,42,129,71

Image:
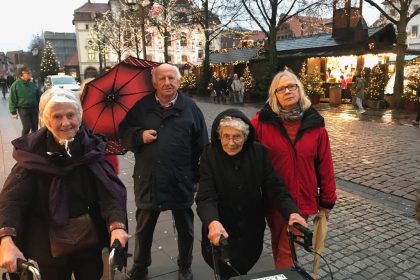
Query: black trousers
133,208,194,270
17,107,38,136
37,245,103,280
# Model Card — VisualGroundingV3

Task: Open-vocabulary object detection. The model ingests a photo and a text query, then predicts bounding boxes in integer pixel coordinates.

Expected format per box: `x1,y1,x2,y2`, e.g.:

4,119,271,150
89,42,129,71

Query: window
390,9,396,16
198,50,203,59
181,55,188,63
180,34,187,47
85,24,89,30
167,55,172,63
145,33,152,47
88,49,95,60
412,25,418,38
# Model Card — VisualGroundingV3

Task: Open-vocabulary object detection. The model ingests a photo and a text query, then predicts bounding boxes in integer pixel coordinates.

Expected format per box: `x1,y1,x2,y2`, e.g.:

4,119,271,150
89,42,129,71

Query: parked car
44,75,80,93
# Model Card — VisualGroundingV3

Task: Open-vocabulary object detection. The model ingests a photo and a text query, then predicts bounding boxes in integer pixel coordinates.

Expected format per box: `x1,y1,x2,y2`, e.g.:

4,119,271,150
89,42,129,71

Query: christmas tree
404,68,420,101
40,41,60,78
299,62,324,97
366,64,387,101
242,64,255,92
181,72,197,89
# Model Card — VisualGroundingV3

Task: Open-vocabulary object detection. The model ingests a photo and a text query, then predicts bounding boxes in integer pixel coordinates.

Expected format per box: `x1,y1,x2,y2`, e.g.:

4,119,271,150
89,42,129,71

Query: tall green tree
40,41,60,78
365,0,420,107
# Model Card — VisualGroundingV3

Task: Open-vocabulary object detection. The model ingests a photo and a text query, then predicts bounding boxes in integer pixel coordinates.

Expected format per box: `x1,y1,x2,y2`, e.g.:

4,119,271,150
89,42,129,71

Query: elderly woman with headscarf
251,70,337,269
195,108,307,280
0,88,128,279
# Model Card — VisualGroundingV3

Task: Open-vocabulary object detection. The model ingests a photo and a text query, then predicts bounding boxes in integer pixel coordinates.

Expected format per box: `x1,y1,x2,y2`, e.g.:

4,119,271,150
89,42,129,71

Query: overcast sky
0,0,380,53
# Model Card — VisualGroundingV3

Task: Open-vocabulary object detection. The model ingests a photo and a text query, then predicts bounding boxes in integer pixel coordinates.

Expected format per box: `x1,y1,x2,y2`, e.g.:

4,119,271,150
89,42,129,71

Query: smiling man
119,63,209,280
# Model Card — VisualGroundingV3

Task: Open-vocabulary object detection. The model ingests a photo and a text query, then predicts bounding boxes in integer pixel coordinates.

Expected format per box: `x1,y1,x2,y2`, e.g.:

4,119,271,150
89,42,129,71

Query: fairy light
299,62,324,97
366,64,387,101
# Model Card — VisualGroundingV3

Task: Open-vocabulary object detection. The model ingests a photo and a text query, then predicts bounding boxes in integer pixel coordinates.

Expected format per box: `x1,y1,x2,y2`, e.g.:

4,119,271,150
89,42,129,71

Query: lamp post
124,0,151,59
31,47,40,82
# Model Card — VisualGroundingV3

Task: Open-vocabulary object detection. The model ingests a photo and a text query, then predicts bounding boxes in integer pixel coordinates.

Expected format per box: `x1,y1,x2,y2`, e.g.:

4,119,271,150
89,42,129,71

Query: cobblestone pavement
1,96,420,279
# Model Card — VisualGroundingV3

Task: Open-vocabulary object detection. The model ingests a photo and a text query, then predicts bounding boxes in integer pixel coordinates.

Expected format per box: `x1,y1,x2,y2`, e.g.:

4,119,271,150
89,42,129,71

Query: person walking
239,77,245,103
196,109,307,280
0,76,7,99
355,73,366,114
119,63,209,280
412,84,420,126
251,70,337,269
231,74,242,104
0,88,128,280
8,67,42,136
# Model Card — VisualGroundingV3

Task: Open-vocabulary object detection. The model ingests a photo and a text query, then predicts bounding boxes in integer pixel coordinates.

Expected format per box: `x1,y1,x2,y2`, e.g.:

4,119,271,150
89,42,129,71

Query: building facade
43,31,78,70
73,0,220,81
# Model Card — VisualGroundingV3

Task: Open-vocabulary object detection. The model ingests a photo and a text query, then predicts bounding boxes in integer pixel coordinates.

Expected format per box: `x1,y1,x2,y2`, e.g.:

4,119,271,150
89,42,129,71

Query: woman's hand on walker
208,220,229,246
0,236,25,272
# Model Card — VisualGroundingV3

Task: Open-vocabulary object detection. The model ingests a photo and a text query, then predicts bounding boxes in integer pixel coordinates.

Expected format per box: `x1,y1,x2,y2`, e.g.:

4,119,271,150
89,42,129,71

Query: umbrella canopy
312,209,328,279
81,56,160,154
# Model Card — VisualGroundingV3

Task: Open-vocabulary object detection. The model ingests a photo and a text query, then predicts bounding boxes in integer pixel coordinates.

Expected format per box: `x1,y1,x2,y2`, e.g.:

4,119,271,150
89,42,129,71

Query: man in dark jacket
9,67,41,136
119,63,209,280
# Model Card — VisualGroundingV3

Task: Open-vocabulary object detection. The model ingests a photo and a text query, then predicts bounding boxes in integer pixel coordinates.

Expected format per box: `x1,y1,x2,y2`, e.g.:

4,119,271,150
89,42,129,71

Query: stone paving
0,95,419,279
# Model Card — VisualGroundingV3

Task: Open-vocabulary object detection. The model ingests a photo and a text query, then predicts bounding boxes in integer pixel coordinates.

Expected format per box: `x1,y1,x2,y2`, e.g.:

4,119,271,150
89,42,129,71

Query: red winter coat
251,105,336,215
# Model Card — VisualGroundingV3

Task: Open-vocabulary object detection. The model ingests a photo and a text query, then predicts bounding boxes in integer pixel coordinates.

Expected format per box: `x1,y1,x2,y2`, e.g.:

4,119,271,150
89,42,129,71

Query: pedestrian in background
251,70,337,269
0,88,128,280
8,67,42,136
339,75,347,100
213,77,222,104
412,84,420,126
119,63,209,280
0,76,7,99
239,77,245,103
231,74,242,104
6,75,15,90
355,73,366,114
196,108,307,280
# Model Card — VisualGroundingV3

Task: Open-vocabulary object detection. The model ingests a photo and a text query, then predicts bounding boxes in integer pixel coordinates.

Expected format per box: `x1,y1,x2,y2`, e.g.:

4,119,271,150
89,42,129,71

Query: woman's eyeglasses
220,134,244,143
274,84,298,94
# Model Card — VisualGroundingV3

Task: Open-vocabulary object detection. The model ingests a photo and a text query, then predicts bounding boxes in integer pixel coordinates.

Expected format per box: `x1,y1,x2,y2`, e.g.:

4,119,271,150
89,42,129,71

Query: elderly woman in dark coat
0,88,128,280
195,109,307,280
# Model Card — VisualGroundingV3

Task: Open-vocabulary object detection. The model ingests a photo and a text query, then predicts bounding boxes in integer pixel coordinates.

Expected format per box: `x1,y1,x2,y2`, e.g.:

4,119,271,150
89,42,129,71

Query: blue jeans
18,107,39,136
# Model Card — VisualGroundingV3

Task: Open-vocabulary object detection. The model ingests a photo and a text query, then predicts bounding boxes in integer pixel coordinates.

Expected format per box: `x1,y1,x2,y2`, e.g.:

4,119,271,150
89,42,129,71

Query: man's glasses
274,84,298,94
220,134,244,143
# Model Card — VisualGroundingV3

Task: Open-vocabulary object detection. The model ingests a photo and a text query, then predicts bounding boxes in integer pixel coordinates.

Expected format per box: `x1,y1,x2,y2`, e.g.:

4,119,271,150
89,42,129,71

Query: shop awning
388,55,419,62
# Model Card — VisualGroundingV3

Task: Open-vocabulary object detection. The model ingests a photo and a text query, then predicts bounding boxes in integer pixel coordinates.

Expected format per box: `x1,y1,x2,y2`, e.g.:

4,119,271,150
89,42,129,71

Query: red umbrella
81,56,160,154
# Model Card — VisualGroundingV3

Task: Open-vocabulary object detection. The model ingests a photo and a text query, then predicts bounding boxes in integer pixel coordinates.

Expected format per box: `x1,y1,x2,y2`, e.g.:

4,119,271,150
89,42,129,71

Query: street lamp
124,0,151,58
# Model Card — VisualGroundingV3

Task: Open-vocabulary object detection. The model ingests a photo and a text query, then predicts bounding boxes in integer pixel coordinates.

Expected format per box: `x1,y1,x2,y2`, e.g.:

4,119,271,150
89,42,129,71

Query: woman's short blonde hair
39,88,82,126
217,116,249,140
266,70,311,115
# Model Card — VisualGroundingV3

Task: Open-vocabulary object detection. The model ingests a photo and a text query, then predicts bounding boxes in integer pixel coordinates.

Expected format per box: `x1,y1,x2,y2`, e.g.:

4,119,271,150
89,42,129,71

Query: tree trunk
197,32,211,96
392,9,409,108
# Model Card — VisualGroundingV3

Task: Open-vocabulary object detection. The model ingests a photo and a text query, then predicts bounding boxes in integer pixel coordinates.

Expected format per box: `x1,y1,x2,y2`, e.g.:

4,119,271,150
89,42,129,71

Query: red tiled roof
73,2,109,22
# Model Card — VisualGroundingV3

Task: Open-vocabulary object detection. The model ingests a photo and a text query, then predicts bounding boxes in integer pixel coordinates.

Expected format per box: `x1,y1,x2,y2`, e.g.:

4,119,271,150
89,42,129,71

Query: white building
73,0,220,81
377,0,420,50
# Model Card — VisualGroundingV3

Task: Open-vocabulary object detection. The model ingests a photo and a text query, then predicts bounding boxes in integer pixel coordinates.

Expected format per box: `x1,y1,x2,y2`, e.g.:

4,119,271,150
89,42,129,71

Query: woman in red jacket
251,70,337,269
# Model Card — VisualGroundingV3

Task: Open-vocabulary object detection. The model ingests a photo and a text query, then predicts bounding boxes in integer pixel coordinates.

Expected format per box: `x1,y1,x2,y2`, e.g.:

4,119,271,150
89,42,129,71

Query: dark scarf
278,106,303,121
10,126,126,226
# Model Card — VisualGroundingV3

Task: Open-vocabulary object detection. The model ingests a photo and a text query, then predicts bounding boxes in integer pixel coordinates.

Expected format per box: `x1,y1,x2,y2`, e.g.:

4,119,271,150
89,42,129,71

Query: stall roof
388,55,419,62
209,47,262,65
275,24,396,58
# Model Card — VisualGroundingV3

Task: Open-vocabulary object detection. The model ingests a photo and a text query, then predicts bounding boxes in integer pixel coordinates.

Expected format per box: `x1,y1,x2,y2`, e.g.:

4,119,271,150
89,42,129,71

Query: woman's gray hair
217,116,249,140
267,70,311,115
39,88,83,126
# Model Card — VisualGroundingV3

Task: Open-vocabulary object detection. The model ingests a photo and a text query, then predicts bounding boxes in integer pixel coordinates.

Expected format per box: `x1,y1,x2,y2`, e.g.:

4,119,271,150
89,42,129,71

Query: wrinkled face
45,103,81,142
275,76,300,110
219,126,245,156
153,65,180,100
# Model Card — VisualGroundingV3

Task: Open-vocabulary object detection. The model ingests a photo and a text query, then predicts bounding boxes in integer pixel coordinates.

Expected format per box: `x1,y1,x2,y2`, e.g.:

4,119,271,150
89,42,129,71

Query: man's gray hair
151,63,181,84
217,116,249,139
39,88,82,126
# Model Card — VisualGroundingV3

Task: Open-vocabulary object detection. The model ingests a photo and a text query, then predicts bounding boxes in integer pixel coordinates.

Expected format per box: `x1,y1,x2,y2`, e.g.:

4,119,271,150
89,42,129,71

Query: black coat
119,93,208,210
0,126,127,265
195,109,297,274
